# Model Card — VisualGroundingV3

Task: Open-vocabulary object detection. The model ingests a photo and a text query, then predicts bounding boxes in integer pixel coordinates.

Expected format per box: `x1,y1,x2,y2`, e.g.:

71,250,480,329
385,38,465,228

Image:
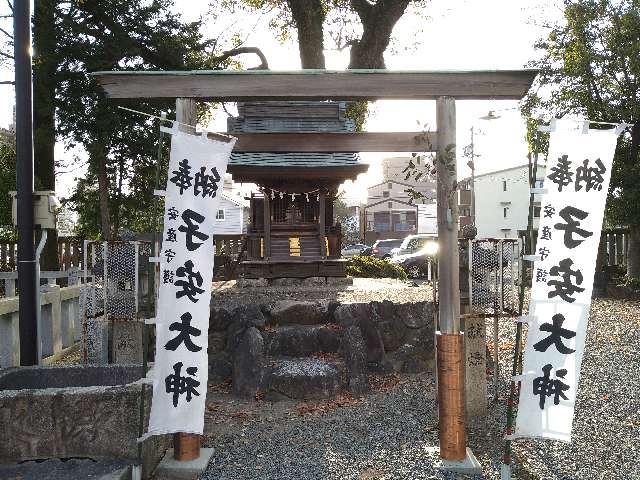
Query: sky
0,0,563,204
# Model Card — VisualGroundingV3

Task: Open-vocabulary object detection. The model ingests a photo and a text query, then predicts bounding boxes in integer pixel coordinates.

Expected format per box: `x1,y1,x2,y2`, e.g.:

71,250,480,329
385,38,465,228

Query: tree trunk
348,0,412,69
33,0,59,270
287,0,326,69
93,143,112,241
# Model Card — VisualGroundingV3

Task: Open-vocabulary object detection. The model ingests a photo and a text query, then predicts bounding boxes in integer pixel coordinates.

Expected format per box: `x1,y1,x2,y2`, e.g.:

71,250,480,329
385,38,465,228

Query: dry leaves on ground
294,393,363,416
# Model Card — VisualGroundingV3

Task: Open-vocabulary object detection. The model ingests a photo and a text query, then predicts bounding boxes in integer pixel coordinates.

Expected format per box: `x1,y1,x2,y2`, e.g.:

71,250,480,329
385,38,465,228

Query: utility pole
469,126,476,225
14,0,38,366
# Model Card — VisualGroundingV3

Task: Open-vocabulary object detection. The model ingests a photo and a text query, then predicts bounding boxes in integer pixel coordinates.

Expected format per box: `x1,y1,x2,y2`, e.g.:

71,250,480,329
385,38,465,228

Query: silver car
341,243,369,257
370,239,402,259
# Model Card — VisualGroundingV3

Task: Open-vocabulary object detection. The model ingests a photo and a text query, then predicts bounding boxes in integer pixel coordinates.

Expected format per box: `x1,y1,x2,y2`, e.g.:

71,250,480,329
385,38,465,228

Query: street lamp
467,111,502,227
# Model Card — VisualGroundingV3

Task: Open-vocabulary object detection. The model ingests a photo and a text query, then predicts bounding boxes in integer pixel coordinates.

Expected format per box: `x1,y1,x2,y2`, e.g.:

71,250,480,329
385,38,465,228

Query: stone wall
209,299,435,400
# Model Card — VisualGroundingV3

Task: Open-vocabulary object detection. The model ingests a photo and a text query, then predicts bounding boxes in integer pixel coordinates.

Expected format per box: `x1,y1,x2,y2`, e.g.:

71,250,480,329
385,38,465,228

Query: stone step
263,356,346,400
263,324,341,357
267,300,336,326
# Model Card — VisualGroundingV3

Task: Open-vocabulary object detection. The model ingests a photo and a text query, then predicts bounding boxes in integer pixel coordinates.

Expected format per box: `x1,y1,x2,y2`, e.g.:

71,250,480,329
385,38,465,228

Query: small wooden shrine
227,101,368,278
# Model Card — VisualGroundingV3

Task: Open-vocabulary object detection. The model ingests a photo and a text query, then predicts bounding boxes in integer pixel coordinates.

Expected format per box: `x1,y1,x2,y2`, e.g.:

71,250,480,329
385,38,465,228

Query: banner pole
173,97,202,461
501,151,538,477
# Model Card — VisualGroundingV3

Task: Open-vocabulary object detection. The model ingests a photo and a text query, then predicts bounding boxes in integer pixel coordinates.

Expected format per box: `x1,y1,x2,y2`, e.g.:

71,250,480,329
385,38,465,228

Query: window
382,190,390,198
502,180,507,191
388,202,393,209
533,206,541,218
388,182,393,190
535,179,544,188
503,207,508,218
215,209,225,220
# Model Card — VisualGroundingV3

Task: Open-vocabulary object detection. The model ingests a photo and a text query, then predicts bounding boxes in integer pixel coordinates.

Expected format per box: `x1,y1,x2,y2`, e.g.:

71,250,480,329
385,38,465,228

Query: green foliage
623,274,640,290
524,0,640,229
346,255,407,280
54,0,231,239
0,138,15,228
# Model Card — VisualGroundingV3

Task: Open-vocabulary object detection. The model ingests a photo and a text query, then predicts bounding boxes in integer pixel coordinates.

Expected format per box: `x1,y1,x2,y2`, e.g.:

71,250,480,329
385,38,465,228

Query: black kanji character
167,207,179,220
178,209,209,251
547,155,573,192
543,204,556,219
162,269,174,284
165,362,200,407
541,226,552,241
538,246,550,261
170,159,193,195
554,206,593,249
533,363,570,410
575,158,606,192
164,248,176,263
166,228,177,243
533,313,576,354
174,260,204,302
547,258,585,303
164,312,202,352
194,166,221,198
535,268,548,283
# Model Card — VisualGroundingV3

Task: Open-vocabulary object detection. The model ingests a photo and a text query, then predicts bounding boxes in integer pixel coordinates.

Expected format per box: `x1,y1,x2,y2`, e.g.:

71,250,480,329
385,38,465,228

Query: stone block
463,316,487,417
232,327,264,398
112,321,143,364
154,448,214,480
269,300,330,326
85,316,109,364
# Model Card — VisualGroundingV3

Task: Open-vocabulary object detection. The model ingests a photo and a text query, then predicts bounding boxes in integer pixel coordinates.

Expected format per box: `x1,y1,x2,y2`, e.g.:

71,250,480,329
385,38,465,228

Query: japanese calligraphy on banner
514,121,621,442
148,126,235,435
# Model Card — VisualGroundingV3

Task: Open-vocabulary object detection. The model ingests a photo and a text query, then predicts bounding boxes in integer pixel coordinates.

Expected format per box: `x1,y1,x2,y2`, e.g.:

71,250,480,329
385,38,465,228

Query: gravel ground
199,295,640,480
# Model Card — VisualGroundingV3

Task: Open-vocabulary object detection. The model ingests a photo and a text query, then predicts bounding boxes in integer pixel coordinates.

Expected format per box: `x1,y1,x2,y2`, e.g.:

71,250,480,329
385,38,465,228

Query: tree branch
0,49,13,59
211,46,269,70
0,26,12,39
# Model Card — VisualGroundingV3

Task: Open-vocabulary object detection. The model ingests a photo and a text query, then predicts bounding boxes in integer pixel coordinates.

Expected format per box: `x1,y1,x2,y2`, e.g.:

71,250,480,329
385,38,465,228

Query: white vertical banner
148,126,235,435
514,121,620,441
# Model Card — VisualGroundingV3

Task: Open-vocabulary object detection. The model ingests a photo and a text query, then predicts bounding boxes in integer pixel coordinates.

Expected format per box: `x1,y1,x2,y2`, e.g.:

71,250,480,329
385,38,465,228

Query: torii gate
93,68,536,470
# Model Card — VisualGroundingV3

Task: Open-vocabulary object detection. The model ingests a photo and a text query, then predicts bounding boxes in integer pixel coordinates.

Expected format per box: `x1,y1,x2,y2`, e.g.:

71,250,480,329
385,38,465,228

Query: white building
464,164,546,239
361,157,436,243
212,193,246,235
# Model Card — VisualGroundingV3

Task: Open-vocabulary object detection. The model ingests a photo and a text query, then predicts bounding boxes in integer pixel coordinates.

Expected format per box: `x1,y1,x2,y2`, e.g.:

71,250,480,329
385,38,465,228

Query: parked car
389,235,439,278
341,243,369,257
391,234,439,258
370,239,402,259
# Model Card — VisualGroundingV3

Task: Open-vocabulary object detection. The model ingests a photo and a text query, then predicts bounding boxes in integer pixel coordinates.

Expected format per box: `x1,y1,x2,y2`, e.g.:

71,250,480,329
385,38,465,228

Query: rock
334,303,385,365
265,358,340,400
269,300,330,326
341,326,370,395
368,301,436,359
317,325,341,353
264,325,341,357
209,306,233,331
233,304,266,329
209,351,233,384
232,327,264,398
301,276,327,286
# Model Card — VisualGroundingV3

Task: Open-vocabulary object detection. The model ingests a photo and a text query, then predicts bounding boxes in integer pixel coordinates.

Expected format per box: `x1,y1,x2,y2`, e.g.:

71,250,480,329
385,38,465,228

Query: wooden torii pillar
92,69,537,469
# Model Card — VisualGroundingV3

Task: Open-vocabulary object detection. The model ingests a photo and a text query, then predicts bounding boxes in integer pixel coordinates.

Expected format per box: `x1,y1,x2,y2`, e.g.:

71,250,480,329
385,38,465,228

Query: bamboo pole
173,98,202,461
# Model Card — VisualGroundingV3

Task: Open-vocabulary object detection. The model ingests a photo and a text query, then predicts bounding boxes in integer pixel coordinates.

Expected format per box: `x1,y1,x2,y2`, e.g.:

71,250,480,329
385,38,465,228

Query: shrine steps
263,324,341,357
261,355,346,401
